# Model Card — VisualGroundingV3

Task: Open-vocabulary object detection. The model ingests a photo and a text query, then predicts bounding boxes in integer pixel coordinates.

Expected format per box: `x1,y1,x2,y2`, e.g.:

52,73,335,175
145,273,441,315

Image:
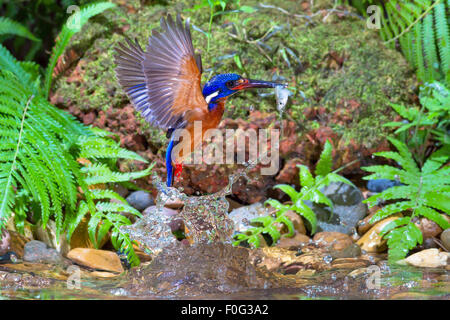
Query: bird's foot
174,163,183,182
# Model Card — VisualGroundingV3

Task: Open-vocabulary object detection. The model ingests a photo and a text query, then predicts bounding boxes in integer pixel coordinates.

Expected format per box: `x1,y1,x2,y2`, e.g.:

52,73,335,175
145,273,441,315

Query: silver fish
275,85,291,112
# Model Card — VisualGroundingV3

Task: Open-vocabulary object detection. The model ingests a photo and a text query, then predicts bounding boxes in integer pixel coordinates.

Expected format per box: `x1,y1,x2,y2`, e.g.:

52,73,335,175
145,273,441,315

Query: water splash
122,86,291,255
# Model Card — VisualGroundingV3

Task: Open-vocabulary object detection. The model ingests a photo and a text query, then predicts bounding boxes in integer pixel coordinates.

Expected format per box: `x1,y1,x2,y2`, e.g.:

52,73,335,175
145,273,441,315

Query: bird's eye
226,80,236,89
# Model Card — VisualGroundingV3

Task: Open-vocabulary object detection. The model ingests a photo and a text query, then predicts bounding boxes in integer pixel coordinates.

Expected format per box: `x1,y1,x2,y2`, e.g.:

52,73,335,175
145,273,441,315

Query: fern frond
43,2,117,98
363,139,450,260
0,17,40,41
434,1,450,76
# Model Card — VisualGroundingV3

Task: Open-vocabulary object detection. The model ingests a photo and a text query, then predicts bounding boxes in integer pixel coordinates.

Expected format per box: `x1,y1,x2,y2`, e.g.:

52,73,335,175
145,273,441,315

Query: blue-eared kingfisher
115,14,281,187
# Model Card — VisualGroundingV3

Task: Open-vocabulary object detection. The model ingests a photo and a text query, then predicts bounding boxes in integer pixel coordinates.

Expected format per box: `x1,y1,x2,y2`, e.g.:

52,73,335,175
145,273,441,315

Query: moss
54,0,416,148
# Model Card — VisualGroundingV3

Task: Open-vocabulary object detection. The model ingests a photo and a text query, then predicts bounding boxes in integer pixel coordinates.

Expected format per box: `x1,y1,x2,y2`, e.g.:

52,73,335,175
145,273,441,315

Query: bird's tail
166,138,175,187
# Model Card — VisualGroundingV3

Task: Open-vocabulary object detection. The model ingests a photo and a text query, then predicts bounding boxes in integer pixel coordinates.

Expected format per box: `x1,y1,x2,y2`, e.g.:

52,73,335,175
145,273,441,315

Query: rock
0,230,10,256
226,197,243,212
367,179,402,193
114,184,130,198
0,252,18,264
416,218,442,239
328,243,362,259
357,205,380,235
313,231,353,251
441,229,450,251
306,182,368,234
67,248,124,273
34,220,70,255
126,191,154,211
279,210,306,235
277,233,310,250
397,249,449,268
356,216,402,253
8,231,31,258
164,197,184,210
229,202,272,233
331,258,370,269
23,240,64,265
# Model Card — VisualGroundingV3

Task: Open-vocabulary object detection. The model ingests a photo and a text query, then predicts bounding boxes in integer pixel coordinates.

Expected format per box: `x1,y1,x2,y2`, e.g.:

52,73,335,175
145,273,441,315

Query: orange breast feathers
171,99,226,164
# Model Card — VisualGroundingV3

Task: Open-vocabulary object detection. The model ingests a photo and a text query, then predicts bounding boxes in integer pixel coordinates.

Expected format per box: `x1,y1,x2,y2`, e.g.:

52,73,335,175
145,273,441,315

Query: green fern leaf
315,140,333,177
43,2,117,98
0,17,40,41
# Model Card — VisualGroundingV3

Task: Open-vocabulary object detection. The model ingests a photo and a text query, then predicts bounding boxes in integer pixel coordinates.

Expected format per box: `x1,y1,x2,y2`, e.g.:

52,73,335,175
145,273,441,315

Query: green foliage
0,69,152,266
0,17,40,41
185,0,256,51
362,137,450,261
44,1,117,98
0,1,150,267
349,0,450,85
384,81,449,165
233,140,354,248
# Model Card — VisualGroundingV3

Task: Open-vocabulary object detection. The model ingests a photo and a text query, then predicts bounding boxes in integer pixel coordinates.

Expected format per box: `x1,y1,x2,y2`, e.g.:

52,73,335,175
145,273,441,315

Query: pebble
0,231,10,256
397,249,449,268
67,248,124,273
367,179,402,193
23,240,64,265
313,231,353,251
356,216,402,253
306,182,368,234
228,202,272,233
440,228,450,251
279,210,306,235
126,191,154,211
277,233,310,250
416,218,442,239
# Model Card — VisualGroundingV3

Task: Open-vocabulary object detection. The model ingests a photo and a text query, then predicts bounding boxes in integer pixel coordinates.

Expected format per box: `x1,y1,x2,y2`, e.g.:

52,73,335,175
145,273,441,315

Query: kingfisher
114,14,281,187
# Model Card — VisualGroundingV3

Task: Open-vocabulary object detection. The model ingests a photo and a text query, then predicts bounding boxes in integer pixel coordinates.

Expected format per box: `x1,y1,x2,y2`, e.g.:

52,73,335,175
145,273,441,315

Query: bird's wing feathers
114,14,207,130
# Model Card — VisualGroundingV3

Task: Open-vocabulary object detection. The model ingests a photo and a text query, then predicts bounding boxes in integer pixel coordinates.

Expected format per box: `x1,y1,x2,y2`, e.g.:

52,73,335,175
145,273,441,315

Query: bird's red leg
174,163,183,182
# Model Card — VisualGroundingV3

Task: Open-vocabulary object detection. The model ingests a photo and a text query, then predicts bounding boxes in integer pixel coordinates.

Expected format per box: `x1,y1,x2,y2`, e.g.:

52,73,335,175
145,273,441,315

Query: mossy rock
53,0,416,150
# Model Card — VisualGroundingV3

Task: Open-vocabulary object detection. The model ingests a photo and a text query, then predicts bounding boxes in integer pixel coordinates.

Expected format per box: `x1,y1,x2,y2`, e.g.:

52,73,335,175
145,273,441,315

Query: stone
367,179,402,193
397,249,448,268
0,230,10,256
313,231,353,251
23,240,64,265
228,202,272,233
67,248,124,273
356,216,402,253
8,231,31,258
331,258,369,269
416,218,442,239
277,233,310,250
357,205,380,235
441,228,450,251
279,210,306,235
34,220,70,255
163,197,184,210
306,182,368,234
126,191,154,211
328,243,362,259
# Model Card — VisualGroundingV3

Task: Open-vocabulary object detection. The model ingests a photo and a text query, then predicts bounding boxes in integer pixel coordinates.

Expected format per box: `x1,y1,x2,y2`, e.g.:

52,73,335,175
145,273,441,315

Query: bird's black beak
232,78,285,90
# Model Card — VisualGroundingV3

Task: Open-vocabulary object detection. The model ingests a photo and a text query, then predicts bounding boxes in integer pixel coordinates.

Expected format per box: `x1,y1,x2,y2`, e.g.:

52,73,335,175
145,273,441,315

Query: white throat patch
205,91,219,103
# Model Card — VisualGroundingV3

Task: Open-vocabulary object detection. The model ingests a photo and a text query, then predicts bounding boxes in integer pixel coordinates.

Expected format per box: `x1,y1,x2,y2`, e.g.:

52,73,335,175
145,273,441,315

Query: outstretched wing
114,14,207,130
